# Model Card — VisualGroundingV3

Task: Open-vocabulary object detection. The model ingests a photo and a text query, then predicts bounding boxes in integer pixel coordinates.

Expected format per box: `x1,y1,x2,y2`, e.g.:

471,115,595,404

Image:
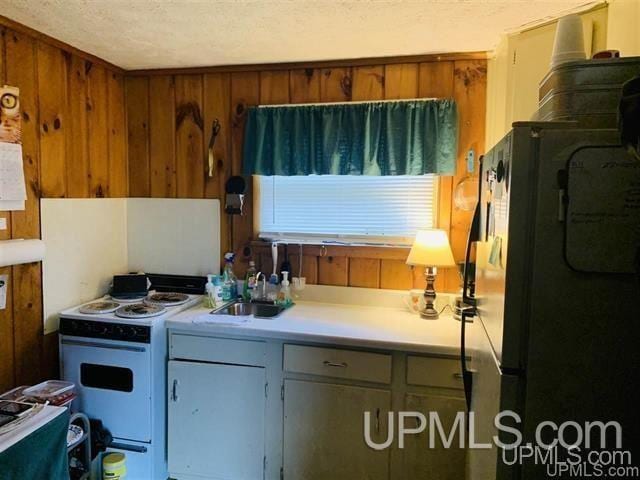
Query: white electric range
59,279,204,480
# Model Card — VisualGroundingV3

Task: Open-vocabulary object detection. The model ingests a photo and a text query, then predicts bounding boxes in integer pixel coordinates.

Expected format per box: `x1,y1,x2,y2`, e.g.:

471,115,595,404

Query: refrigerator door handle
461,308,474,412
462,166,482,307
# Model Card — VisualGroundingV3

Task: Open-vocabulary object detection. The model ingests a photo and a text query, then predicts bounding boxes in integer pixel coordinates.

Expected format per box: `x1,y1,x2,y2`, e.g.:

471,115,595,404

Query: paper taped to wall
0,142,26,202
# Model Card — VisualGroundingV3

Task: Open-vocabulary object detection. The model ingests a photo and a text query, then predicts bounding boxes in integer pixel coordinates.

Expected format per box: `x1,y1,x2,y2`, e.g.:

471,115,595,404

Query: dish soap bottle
204,274,216,308
222,252,238,301
243,261,257,301
277,271,292,307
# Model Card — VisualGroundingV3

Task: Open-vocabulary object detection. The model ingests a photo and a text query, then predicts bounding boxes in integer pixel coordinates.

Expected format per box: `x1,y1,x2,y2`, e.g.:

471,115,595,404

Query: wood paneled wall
0,25,126,392
126,59,487,291
0,14,485,392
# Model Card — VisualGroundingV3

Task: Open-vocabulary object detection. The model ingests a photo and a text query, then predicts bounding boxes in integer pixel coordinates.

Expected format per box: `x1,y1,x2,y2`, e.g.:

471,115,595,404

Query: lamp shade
406,229,455,267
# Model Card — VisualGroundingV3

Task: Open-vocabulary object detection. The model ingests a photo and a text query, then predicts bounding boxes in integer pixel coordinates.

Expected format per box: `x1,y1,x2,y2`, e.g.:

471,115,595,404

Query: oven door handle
109,441,148,453
60,339,147,353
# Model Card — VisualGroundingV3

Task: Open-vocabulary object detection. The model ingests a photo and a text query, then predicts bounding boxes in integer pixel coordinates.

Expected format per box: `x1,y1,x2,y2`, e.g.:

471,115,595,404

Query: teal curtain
242,99,458,176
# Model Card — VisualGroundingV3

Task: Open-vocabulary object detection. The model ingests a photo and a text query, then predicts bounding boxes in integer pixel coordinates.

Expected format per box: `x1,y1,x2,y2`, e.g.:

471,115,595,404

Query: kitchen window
255,174,437,246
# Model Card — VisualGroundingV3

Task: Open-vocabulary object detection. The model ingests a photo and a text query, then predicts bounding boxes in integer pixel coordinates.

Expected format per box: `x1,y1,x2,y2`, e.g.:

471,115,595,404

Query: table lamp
406,229,455,319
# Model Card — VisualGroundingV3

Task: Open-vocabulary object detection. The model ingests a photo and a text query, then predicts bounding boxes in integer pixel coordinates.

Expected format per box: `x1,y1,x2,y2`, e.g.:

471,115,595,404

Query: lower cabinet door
283,379,391,480
402,393,467,480
168,360,266,479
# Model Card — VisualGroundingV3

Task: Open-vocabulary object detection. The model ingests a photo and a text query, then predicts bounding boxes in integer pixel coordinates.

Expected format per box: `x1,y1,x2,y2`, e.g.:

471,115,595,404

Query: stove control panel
60,317,151,344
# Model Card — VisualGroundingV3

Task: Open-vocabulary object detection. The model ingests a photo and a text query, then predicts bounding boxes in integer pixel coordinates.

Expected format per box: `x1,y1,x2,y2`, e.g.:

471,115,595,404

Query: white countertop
167,300,463,356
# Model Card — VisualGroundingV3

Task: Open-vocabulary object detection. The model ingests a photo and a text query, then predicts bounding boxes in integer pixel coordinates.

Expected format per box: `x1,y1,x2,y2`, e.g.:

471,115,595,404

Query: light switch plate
0,217,6,230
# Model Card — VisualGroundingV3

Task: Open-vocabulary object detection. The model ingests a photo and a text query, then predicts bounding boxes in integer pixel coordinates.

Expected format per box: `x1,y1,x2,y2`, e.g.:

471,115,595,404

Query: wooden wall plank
289,69,320,103
451,60,486,274
65,55,89,197
37,41,67,197
318,256,349,286
6,30,40,239
12,262,43,385
260,71,290,105
0,30,12,386
175,74,205,198
418,62,455,98
380,259,413,290
230,72,259,271
203,73,231,259
87,63,109,197
107,71,128,197
384,63,418,99
352,65,384,100
149,75,176,197
320,67,352,102
348,258,381,288
125,76,150,196
0,264,14,391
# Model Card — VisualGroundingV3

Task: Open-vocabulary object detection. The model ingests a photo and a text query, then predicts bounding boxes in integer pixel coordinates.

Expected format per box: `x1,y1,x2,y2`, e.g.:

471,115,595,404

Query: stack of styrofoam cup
551,14,586,68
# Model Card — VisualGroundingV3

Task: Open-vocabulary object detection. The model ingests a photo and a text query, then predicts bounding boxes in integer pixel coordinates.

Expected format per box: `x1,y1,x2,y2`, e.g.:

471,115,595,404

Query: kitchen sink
211,301,288,319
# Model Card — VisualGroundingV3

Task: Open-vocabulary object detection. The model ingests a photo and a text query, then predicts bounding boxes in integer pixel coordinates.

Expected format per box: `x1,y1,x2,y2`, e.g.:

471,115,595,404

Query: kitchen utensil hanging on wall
454,149,479,211
208,119,221,177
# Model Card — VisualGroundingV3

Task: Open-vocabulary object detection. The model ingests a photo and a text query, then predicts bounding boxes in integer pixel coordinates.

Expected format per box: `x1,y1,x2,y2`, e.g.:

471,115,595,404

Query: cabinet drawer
406,356,462,389
170,334,266,366
284,344,392,384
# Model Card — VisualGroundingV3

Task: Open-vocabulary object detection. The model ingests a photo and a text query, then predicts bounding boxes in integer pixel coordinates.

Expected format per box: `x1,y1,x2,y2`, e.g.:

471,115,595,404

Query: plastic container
0,385,29,401
551,14,586,68
277,271,292,307
222,253,238,301
23,380,76,406
539,56,640,101
103,452,127,479
204,274,216,308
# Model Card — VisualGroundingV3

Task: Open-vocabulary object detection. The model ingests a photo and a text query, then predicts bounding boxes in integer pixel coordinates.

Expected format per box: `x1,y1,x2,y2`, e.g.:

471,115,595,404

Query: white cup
403,289,425,314
551,14,586,68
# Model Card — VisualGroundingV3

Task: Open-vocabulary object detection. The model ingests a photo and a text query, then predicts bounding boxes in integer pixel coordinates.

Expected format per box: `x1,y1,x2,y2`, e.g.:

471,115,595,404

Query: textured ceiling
1,0,599,70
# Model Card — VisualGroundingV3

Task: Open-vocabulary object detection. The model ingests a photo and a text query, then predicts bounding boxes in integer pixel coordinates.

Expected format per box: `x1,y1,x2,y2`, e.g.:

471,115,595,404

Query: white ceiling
1,0,599,70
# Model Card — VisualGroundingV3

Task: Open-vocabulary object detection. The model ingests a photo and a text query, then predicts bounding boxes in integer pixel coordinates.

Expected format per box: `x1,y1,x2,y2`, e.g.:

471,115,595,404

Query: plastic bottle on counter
243,261,257,301
222,252,238,301
213,275,224,306
277,271,292,307
204,274,216,308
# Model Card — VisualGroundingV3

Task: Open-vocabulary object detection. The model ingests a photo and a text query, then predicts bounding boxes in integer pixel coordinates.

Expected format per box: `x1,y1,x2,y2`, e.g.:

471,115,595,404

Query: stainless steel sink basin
211,301,288,318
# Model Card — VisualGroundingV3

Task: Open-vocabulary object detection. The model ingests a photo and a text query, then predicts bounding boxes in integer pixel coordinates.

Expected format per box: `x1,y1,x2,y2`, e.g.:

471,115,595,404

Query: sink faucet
255,271,266,300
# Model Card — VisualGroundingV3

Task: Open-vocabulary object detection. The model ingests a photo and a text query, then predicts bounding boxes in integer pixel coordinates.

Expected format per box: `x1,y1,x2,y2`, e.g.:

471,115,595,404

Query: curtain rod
256,97,442,108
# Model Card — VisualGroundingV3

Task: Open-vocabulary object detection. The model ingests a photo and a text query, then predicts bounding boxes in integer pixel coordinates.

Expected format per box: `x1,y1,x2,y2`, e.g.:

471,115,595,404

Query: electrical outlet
0,274,7,310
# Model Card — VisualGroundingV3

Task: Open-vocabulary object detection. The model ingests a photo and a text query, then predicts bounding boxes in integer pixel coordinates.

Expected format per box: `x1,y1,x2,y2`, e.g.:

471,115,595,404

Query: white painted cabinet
167,360,266,480
167,332,467,480
283,379,391,480
402,393,467,480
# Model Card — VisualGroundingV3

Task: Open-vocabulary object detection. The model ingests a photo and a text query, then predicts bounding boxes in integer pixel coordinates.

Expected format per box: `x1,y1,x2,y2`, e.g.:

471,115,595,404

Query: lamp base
421,266,440,320
419,306,440,320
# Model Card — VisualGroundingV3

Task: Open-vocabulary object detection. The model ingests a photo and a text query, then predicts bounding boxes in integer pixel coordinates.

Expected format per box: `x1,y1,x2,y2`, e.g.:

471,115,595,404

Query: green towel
0,409,70,480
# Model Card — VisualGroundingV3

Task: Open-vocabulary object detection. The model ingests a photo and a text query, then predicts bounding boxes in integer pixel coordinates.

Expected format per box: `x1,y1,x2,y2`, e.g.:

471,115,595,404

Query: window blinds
257,175,436,244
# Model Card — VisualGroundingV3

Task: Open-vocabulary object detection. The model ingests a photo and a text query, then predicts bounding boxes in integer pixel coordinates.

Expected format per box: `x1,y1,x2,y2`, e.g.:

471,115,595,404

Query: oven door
60,336,152,443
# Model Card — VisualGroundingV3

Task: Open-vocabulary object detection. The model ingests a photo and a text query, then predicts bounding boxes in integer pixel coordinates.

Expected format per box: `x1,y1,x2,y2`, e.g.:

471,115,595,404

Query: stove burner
115,303,166,319
79,301,120,314
143,292,190,307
